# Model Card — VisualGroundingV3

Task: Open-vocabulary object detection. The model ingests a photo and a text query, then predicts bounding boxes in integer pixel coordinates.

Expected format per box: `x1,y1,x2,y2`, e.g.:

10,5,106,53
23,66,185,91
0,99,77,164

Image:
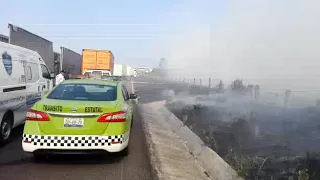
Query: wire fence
138,75,320,108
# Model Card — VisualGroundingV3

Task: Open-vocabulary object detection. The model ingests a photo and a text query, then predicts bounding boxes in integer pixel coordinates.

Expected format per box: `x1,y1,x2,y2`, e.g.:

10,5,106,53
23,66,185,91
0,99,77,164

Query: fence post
200,79,202,86
208,78,211,89
284,89,291,108
250,86,253,98
254,85,260,100
193,78,196,86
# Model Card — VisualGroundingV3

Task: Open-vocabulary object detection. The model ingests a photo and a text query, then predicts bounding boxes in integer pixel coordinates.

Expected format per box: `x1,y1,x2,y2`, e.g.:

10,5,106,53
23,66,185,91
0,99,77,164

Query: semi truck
126,66,135,77
113,64,127,76
81,49,114,77
113,64,136,77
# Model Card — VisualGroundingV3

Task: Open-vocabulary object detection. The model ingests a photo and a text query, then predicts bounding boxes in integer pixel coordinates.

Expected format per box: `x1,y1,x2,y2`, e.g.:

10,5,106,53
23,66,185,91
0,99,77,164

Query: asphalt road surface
0,105,153,180
133,78,188,104
134,83,169,103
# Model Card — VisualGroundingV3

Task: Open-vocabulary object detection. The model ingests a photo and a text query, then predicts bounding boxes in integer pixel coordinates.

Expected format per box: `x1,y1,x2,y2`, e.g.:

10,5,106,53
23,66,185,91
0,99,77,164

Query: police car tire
120,146,129,156
0,114,13,146
33,153,47,162
119,132,131,157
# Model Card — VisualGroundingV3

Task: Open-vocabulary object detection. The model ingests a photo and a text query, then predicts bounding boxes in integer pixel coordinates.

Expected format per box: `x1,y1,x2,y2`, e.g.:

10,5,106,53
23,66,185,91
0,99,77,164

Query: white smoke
159,0,320,91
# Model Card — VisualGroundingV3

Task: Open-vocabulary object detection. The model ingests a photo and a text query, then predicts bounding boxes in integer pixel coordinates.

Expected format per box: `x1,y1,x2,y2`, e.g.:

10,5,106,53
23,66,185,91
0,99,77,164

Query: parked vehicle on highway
0,42,54,145
113,64,136,78
8,24,55,74
101,75,124,81
60,47,82,75
22,79,137,159
82,49,114,75
70,74,86,79
83,69,112,77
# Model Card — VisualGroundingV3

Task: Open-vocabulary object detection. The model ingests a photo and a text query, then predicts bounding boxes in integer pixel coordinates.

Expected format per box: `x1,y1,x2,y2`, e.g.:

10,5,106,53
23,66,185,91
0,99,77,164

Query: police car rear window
47,84,117,101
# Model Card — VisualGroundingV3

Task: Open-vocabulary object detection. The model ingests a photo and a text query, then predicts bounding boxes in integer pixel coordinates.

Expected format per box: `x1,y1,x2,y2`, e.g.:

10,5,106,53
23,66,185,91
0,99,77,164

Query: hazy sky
0,0,227,67
163,0,320,91
2,0,320,91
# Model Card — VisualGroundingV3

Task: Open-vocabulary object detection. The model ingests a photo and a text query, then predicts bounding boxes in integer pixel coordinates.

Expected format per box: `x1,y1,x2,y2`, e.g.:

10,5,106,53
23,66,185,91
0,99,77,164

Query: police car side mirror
129,93,137,99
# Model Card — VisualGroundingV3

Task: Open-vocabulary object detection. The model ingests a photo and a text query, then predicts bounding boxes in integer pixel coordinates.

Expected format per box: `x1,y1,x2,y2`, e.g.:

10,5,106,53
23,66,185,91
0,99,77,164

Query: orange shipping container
81,49,114,74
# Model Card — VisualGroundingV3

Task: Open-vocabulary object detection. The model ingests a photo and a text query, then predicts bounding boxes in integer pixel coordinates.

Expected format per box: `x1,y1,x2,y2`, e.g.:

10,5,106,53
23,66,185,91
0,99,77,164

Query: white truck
126,66,135,77
113,64,127,76
113,64,137,78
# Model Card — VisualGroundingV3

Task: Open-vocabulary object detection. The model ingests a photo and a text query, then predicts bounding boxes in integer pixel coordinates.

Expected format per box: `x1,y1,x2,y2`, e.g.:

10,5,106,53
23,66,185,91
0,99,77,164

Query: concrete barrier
140,101,243,180
140,102,211,180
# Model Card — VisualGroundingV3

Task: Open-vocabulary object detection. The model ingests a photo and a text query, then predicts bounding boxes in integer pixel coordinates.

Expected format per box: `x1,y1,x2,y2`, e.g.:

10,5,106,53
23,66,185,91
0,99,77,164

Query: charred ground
165,79,320,180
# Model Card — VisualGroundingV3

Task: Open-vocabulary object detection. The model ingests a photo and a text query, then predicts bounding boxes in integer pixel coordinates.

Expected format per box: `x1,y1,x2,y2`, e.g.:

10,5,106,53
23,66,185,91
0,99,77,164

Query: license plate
64,118,84,127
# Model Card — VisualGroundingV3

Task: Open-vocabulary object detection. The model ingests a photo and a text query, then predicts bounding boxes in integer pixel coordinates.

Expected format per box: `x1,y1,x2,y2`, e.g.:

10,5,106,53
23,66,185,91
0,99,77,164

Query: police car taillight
26,109,50,121
97,111,126,122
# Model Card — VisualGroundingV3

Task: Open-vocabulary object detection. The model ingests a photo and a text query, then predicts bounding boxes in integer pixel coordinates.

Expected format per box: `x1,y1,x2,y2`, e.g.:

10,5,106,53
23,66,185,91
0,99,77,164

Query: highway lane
0,104,153,180
133,78,188,104
134,84,168,104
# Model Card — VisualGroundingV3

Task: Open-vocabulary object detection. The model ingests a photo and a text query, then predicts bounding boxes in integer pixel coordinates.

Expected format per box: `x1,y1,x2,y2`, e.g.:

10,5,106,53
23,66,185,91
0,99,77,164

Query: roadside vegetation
165,79,320,180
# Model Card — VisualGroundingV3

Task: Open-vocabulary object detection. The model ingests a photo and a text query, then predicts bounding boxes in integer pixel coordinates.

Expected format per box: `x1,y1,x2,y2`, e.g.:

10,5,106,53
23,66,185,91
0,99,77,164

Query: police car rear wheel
0,113,13,146
33,153,47,162
120,146,129,156
119,130,131,156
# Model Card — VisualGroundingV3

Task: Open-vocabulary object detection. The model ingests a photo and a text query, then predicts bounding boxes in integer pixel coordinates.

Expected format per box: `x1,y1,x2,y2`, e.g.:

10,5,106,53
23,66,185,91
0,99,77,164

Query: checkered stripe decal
23,131,130,147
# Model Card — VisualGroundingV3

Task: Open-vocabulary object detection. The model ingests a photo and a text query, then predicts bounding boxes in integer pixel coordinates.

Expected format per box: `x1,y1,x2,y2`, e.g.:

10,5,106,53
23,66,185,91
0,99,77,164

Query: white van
0,42,54,145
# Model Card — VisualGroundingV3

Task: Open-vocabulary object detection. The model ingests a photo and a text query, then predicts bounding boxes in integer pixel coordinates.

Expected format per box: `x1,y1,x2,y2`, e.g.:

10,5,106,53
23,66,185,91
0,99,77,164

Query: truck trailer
113,64,127,76
113,64,136,77
126,66,135,77
81,49,114,76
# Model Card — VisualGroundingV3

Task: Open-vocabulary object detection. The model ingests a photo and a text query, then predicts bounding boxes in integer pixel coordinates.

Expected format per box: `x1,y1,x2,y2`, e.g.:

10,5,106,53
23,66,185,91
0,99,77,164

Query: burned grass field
166,93,320,180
